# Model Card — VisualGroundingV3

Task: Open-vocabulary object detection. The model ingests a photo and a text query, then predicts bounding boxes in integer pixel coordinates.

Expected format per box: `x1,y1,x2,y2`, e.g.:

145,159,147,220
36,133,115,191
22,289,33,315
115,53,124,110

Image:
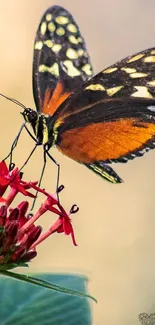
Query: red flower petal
0,197,6,202
0,161,9,176
0,176,9,186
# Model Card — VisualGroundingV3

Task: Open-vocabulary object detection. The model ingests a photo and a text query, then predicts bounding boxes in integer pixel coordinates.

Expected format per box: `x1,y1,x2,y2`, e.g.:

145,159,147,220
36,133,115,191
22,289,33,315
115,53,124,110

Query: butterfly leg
4,122,26,167
31,145,62,210
10,142,38,194
45,146,60,202
24,124,37,142
16,143,39,177
30,148,48,210
4,122,37,170
31,145,61,210
84,161,123,184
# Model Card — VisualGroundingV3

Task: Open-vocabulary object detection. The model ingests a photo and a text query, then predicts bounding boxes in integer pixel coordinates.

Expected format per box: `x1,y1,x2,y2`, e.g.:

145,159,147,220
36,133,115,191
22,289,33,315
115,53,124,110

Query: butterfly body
22,5,155,184
22,108,54,147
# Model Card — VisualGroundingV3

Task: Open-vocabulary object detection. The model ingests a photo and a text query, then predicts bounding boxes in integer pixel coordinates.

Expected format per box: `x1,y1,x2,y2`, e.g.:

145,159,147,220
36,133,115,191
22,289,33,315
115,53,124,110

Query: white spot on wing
35,41,43,50
63,60,81,77
147,105,155,112
52,44,62,53
46,14,52,21
82,64,92,76
40,22,47,35
127,53,144,63
56,27,65,36
67,24,77,33
121,67,136,73
106,86,123,96
130,72,147,78
55,16,69,25
103,67,118,74
48,22,56,32
66,48,78,59
39,63,59,77
44,40,53,48
131,86,153,98
85,84,105,91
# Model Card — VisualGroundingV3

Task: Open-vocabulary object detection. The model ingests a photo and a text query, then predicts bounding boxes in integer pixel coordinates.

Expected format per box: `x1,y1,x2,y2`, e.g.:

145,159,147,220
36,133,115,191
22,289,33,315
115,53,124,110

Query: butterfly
5,5,155,184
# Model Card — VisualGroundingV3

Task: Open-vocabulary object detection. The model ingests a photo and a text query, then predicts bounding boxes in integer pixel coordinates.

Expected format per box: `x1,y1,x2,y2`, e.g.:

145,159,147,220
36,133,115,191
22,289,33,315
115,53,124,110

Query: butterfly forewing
53,47,155,120
52,47,155,169
33,5,93,115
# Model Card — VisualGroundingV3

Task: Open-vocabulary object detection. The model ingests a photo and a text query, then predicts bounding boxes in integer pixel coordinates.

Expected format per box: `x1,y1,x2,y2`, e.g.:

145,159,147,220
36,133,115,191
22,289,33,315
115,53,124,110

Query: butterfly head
22,108,38,124
21,108,55,148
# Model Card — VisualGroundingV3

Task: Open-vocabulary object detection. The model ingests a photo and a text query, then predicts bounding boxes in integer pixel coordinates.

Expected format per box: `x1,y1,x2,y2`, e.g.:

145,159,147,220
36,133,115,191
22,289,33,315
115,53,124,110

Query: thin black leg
4,122,26,164
19,144,38,172
4,122,37,168
24,124,37,142
46,149,60,202
10,143,38,185
31,149,47,210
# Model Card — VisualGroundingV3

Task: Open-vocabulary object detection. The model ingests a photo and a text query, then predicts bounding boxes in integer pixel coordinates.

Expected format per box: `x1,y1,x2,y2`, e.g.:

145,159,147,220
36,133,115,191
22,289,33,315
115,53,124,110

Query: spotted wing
49,47,155,182
33,5,93,115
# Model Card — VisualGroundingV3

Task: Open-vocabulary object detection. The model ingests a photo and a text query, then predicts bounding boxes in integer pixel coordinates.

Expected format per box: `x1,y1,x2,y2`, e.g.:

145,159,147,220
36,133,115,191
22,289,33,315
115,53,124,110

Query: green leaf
0,273,92,325
0,270,96,302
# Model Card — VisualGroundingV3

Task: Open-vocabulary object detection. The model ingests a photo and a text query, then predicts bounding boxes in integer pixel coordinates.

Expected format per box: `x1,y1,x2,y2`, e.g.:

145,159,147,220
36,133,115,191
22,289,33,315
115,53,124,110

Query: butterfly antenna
0,92,26,109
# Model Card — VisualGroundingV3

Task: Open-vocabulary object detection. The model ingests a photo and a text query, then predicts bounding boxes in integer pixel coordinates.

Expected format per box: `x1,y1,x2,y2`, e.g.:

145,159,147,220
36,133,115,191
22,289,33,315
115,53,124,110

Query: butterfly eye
28,110,38,122
22,109,38,123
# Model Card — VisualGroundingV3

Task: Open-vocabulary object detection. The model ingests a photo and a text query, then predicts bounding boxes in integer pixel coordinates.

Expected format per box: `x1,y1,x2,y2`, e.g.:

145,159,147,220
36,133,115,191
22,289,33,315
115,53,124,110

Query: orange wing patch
57,119,155,163
42,82,71,115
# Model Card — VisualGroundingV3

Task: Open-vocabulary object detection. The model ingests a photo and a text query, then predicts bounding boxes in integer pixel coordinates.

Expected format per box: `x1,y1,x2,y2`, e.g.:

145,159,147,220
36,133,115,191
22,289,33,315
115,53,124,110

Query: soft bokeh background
0,1,155,324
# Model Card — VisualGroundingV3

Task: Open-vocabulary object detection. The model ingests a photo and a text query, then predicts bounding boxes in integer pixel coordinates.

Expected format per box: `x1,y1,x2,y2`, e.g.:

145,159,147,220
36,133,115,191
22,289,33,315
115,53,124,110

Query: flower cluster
0,161,78,270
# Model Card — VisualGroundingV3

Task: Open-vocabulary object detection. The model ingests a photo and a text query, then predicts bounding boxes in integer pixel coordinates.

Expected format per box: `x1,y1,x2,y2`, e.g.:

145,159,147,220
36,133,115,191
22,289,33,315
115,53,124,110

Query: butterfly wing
33,5,93,115
50,47,155,183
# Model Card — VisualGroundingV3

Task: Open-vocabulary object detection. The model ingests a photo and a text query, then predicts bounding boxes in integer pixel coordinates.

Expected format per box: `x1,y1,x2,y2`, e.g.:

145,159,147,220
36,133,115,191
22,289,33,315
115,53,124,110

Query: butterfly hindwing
33,5,93,115
46,47,155,182
84,161,123,183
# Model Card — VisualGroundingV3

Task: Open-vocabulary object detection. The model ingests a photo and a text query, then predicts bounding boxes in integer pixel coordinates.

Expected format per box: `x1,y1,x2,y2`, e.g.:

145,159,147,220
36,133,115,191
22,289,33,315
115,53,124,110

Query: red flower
0,161,78,270
0,161,37,205
23,183,78,247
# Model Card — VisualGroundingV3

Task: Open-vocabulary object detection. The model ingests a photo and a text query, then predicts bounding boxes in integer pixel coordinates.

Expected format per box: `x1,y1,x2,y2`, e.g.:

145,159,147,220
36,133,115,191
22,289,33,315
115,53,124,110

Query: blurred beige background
0,0,155,324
